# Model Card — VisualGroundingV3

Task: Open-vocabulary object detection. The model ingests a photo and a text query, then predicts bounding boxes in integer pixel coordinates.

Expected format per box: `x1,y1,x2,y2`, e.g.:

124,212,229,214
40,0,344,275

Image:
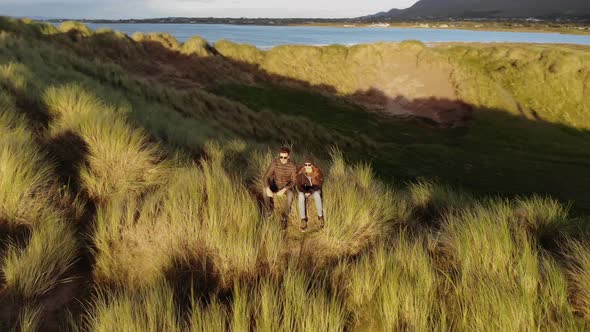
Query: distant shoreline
295,22,590,36
44,17,590,36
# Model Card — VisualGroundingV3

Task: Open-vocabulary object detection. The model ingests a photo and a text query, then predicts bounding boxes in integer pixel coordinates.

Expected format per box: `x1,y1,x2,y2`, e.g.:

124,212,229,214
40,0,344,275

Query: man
295,156,324,231
263,147,297,229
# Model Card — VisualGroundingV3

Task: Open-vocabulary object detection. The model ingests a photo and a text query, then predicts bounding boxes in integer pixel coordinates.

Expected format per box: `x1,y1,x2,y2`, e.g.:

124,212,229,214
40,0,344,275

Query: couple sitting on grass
263,147,324,231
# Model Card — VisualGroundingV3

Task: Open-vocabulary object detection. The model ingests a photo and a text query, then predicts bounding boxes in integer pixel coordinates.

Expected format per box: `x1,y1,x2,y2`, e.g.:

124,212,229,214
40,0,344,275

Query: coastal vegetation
1,17,590,331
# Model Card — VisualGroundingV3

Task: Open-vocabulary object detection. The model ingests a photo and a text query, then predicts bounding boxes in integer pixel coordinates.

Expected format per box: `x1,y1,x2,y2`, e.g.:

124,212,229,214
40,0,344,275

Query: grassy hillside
1,17,590,331
210,40,590,210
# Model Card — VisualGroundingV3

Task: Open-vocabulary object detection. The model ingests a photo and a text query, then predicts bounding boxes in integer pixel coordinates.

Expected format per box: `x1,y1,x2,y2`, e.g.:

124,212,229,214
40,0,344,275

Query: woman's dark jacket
295,167,324,194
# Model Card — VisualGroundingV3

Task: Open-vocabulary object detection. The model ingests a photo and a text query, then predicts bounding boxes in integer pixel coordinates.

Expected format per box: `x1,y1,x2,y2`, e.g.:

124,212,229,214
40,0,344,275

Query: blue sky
0,0,419,19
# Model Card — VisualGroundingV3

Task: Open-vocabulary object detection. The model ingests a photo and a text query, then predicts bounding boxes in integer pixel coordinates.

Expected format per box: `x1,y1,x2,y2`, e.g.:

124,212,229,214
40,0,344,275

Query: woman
295,156,324,231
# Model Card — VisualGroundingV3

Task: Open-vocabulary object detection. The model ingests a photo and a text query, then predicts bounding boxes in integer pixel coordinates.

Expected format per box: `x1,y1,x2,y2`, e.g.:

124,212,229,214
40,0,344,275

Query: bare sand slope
106,39,471,125
256,42,472,125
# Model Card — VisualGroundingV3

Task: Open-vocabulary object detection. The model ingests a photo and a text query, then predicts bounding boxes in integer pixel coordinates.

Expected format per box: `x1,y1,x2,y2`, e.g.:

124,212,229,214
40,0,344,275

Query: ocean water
83,23,590,49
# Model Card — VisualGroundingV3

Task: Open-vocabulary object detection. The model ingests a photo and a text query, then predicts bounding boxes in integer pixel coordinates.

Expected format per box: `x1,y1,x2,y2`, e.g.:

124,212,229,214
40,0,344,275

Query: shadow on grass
165,253,221,319
45,130,89,193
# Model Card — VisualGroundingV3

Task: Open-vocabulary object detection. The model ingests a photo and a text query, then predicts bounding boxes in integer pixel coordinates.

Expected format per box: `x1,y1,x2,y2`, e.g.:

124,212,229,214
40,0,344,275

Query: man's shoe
318,216,325,229
300,218,308,231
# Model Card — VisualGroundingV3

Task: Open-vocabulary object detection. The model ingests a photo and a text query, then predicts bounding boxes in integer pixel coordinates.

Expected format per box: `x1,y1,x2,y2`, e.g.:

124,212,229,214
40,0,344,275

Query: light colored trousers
298,190,323,220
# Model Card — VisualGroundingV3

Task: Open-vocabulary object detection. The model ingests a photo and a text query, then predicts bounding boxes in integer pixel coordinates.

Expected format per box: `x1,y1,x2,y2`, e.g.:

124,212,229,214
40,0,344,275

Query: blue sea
82,23,590,49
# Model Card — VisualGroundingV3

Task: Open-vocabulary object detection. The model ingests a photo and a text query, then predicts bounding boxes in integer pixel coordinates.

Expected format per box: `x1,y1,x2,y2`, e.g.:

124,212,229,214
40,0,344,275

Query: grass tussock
214,39,265,64
513,195,571,240
86,279,181,332
188,297,228,332
0,62,33,95
58,21,93,37
317,151,411,255
181,36,213,57
252,270,347,331
131,32,180,51
565,239,590,323
91,147,282,289
43,84,166,202
3,216,78,299
335,235,438,330
15,305,42,332
0,99,53,224
0,84,78,329
438,200,584,330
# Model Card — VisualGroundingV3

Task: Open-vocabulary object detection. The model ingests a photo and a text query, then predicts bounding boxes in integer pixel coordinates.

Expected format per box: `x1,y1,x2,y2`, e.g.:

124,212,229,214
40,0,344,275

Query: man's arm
262,160,275,187
285,164,297,190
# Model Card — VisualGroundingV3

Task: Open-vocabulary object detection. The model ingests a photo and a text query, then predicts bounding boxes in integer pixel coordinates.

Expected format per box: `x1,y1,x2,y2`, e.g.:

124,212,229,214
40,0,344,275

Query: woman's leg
297,191,307,220
312,190,323,217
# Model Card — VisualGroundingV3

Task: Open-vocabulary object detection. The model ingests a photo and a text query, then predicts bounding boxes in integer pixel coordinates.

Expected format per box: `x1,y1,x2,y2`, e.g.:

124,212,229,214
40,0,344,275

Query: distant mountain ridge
370,0,590,19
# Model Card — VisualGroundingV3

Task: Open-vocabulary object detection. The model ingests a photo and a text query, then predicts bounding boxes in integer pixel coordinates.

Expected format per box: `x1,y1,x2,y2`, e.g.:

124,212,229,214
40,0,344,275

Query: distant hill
370,0,590,19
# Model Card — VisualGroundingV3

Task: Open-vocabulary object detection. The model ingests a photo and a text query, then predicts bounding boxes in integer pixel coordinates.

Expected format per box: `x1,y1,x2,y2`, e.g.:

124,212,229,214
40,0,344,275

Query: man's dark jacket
264,158,297,190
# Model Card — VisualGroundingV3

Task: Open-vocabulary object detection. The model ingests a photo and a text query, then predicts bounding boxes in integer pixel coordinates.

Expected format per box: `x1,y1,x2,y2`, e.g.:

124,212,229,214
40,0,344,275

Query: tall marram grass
58,21,92,37
2,18,590,332
92,196,181,288
0,94,52,223
335,235,439,331
86,279,181,332
215,39,265,64
88,270,346,332
0,91,78,300
439,200,584,330
317,150,411,255
565,239,590,323
408,179,474,219
443,202,533,317
189,298,228,331
15,305,42,332
131,32,180,51
181,36,213,57
91,143,283,289
43,84,167,202
3,216,78,299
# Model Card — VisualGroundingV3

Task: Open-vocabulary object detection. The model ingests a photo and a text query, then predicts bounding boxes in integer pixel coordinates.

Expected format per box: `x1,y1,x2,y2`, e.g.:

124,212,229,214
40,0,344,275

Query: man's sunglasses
280,156,289,160
304,163,312,167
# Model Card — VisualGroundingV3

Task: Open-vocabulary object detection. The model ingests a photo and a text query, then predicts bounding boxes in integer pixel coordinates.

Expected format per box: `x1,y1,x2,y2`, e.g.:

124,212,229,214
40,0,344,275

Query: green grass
443,44,590,129
1,18,590,331
212,81,590,213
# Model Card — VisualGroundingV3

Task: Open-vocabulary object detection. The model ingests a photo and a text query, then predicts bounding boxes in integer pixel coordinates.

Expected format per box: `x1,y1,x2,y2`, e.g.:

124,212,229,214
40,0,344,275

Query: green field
1,17,590,331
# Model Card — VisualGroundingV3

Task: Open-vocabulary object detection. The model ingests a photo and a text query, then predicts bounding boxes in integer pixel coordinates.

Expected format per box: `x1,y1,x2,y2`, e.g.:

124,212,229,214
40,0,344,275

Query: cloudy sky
0,0,419,19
